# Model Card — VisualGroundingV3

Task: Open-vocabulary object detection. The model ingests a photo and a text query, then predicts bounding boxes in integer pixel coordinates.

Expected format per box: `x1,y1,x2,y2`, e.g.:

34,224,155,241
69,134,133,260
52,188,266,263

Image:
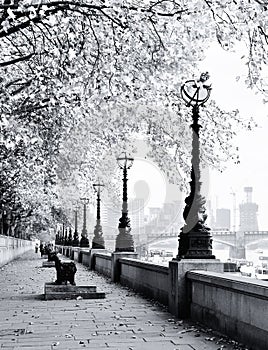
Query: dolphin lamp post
115,153,134,252
92,182,105,249
177,72,215,259
80,197,89,247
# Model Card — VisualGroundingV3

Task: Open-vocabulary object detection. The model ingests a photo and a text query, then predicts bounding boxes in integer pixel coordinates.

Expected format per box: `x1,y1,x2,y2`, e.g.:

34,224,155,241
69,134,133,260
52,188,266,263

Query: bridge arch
212,239,235,248
139,234,237,249
144,236,237,249
245,238,268,248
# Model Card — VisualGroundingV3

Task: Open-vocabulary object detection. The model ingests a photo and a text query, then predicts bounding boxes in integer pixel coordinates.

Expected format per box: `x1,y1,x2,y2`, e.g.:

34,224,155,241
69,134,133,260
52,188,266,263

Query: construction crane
230,189,237,232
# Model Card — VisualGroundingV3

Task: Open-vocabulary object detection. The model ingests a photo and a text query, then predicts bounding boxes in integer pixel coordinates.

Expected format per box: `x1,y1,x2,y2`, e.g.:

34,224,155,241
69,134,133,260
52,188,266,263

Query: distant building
215,208,231,230
148,207,162,222
239,187,258,231
129,198,145,237
206,200,216,228
101,198,145,238
102,201,121,236
145,201,183,237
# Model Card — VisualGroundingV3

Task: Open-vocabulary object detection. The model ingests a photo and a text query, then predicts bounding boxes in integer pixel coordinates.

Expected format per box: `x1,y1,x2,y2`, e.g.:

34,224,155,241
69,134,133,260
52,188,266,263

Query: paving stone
0,250,248,350
105,341,182,349
8,347,50,350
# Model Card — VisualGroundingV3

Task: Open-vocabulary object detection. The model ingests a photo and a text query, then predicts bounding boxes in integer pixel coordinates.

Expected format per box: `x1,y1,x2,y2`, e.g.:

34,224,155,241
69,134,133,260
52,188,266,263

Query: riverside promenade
0,250,248,350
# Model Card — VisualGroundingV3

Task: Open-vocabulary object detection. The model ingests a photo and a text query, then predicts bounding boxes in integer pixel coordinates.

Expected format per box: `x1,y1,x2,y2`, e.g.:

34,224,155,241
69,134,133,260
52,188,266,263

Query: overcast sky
200,44,268,231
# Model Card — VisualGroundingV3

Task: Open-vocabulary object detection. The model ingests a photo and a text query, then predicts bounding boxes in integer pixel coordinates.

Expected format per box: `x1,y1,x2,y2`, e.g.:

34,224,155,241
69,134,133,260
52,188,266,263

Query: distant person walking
40,243,44,257
35,243,39,253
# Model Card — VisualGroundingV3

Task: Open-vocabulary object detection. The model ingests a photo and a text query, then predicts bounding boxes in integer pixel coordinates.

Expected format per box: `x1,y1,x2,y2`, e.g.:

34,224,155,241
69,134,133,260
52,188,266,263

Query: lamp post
72,205,80,246
92,182,105,249
115,153,134,252
67,227,73,246
62,222,65,245
64,227,68,246
177,72,215,260
55,231,60,245
80,197,89,247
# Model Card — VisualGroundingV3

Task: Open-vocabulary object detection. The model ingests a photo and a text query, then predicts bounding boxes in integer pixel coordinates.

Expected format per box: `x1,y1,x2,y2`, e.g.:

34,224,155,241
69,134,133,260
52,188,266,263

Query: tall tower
129,198,145,237
215,208,231,230
102,201,121,236
239,187,258,231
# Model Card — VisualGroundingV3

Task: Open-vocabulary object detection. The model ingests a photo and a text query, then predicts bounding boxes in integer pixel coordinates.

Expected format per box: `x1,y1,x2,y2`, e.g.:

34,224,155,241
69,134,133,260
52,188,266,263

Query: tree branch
0,1,188,39
0,52,34,67
0,6,66,38
149,16,165,49
258,25,268,45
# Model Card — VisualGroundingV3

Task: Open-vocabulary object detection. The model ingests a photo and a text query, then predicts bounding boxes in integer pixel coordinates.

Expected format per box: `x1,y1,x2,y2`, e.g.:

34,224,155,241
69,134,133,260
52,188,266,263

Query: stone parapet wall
119,258,169,305
95,253,112,277
187,270,268,350
81,251,91,266
0,235,34,267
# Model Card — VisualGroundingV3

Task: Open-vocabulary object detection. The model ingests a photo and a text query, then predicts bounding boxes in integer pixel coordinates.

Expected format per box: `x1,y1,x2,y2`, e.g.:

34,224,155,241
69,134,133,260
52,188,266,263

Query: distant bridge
103,230,268,259
210,230,268,245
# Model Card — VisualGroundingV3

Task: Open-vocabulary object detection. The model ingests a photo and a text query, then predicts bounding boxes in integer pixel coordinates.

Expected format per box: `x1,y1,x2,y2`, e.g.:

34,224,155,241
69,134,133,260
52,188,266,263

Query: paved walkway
0,250,249,350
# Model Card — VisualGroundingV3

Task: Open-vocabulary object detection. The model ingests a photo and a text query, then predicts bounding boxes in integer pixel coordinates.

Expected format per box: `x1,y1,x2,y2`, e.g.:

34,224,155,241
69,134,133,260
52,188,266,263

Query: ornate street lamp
72,205,80,247
55,232,58,245
56,231,61,245
64,227,68,246
92,182,105,249
61,222,65,245
67,227,73,246
80,197,89,247
177,72,215,259
115,153,134,252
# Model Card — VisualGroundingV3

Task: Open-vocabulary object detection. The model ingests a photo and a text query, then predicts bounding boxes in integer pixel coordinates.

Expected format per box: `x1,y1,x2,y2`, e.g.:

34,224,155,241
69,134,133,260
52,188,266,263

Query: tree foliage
0,0,266,238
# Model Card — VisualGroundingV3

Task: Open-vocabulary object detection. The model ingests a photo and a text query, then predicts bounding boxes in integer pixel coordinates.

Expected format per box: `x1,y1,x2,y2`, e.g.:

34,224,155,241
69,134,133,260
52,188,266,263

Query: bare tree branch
149,16,165,50
0,53,34,67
